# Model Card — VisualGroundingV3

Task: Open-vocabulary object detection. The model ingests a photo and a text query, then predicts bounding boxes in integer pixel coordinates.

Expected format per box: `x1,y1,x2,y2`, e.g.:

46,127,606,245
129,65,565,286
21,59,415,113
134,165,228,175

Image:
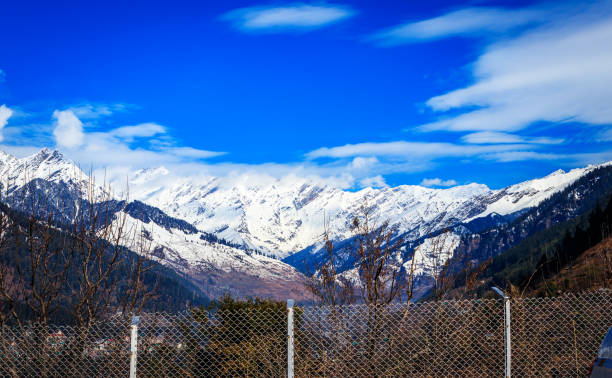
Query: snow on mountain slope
404,232,462,277
0,148,88,193
334,231,461,289
128,167,494,258
115,210,307,298
117,210,298,281
127,163,603,259
465,165,604,222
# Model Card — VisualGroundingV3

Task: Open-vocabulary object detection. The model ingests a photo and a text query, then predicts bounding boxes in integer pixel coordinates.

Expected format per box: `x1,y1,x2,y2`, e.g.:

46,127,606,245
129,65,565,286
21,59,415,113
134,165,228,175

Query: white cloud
53,110,85,148
414,1,612,133
372,7,543,45
360,175,387,188
5,100,609,192
302,138,602,177
461,131,563,145
0,145,43,157
223,3,355,31
483,151,562,162
65,133,225,167
350,156,378,170
37,111,230,182
596,128,612,142
0,105,13,142
163,146,226,159
68,104,126,119
306,140,532,160
110,123,166,139
420,178,457,187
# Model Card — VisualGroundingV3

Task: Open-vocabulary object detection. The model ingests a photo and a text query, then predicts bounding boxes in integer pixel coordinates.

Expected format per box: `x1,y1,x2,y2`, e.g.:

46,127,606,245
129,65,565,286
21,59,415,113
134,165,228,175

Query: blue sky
1,0,612,189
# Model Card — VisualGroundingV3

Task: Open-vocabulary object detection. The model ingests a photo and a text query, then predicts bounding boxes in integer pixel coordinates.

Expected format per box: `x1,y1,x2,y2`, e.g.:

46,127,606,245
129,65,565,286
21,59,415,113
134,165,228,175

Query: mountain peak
0,149,17,163
546,169,566,177
132,166,170,184
35,148,66,162
20,148,77,174
446,182,491,197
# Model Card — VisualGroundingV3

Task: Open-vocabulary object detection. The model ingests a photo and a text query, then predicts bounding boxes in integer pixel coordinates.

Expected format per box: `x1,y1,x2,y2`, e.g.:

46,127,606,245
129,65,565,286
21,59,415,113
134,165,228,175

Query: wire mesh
0,316,131,378
0,290,609,377
295,299,505,377
135,306,287,377
511,290,612,377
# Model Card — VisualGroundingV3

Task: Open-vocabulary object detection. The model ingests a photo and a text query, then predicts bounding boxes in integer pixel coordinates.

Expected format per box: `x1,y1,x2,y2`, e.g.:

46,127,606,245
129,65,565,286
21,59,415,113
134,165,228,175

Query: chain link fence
1,290,610,377
135,306,287,377
511,290,612,377
295,298,505,377
0,316,131,377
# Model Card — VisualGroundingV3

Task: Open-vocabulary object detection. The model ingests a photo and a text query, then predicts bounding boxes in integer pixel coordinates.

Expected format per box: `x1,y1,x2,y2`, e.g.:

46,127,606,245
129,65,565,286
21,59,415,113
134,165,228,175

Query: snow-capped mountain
127,161,602,260
116,201,308,299
1,147,608,299
0,149,308,300
0,148,88,194
464,166,607,222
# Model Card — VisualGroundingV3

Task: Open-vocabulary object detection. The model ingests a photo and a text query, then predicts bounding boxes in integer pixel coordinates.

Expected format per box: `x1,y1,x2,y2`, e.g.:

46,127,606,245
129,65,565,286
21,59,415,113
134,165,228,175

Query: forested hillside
0,199,208,325
450,183,612,297
453,165,612,266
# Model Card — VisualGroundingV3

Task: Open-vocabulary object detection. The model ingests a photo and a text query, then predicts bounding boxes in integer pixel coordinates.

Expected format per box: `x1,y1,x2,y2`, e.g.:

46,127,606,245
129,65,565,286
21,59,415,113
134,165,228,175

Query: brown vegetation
530,236,612,296
0,174,155,377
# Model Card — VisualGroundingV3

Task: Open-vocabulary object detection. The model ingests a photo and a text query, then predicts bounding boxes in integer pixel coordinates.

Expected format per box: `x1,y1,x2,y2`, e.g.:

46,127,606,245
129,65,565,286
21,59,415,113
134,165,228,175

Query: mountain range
0,148,609,300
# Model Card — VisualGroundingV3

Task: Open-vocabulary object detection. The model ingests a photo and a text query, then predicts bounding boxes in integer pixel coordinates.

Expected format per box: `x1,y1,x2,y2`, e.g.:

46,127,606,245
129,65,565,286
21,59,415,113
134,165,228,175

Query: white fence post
129,316,140,378
287,299,295,378
492,287,511,378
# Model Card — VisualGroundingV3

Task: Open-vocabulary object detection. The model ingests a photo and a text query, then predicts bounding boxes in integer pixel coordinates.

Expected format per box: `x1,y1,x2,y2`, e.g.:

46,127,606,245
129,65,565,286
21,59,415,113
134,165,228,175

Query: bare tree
0,175,75,329
305,204,409,375
307,204,408,306
0,171,156,377
0,171,155,326
413,229,459,300
464,257,492,295
306,218,355,307
349,203,406,306
65,175,155,327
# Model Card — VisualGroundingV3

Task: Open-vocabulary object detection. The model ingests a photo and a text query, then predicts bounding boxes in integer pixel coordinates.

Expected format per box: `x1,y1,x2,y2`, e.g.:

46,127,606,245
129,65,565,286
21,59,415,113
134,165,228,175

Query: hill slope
448,177,612,297
0,149,309,300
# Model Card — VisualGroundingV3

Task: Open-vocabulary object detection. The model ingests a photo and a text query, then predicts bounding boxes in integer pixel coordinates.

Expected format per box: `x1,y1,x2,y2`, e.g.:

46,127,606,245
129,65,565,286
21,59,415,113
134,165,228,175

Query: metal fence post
492,287,511,378
287,299,295,378
129,316,140,378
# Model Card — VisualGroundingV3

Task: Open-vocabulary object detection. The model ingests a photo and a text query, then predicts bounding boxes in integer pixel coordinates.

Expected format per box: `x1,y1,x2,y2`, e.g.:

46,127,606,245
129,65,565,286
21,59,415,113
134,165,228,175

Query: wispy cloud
0,69,6,83
411,1,612,133
596,127,612,142
0,108,226,185
420,177,457,187
0,105,13,142
223,3,355,32
303,139,590,177
461,131,563,145
371,7,543,45
0,109,415,189
109,123,166,140
68,103,128,119
484,151,562,162
162,146,226,159
305,140,532,160
2,104,610,192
